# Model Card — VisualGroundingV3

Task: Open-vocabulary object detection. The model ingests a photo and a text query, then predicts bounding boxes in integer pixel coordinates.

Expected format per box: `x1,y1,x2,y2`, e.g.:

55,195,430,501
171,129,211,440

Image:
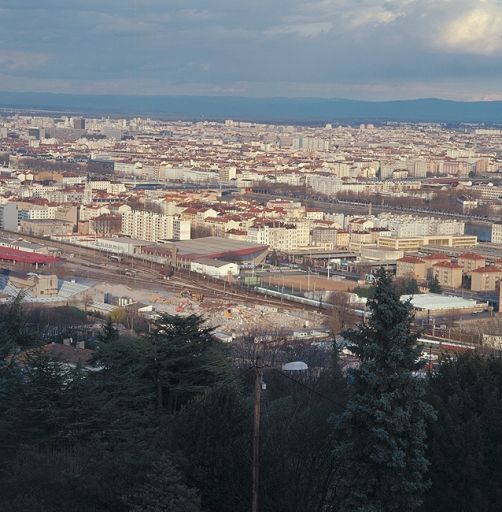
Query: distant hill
1,91,502,124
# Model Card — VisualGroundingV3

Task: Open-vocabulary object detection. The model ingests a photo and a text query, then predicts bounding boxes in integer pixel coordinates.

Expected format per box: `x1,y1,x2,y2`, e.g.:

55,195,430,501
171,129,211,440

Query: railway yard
1,230,495,353
1,231,328,338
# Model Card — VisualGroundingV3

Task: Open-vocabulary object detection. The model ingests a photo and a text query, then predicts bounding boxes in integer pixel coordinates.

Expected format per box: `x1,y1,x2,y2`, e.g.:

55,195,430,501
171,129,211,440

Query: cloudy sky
1,0,501,100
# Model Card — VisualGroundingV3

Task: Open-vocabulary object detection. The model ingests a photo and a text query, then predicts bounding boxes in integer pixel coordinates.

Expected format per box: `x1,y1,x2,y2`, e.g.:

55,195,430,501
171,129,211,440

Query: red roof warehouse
0,246,58,265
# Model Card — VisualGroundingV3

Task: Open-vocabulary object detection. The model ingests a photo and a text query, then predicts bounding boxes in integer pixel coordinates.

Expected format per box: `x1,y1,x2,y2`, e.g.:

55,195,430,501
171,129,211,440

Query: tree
167,384,252,512
0,293,36,368
145,313,229,412
331,268,435,512
124,456,201,512
94,314,230,414
97,317,119,344
423,354,502,512
428,275,442,294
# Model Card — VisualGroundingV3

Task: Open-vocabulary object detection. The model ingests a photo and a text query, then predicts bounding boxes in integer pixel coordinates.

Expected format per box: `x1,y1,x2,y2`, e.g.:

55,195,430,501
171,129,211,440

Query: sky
0,0,502,100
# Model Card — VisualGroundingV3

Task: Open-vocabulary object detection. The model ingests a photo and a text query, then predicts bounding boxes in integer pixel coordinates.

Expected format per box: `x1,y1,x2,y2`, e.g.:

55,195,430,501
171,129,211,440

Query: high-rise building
0,203,18,231
71,117,86,130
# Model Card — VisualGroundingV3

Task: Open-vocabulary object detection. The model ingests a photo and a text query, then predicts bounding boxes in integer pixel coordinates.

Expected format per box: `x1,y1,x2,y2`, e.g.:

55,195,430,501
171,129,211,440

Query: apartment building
311,227,338,246
432,262,463,289
421,253,450,277
471,266,502,292
492,223,502,245
247,222,310,251
349,231,373,251
0,203,18,230
17,204,58,221
396,256,426,281
121,210,191,242
458,252,486,274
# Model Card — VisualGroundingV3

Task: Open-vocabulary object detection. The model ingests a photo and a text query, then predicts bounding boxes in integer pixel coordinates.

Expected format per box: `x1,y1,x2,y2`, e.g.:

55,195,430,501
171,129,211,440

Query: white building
190,258,239,278
121,210,191,242
0,203,18,230
492,222,502,245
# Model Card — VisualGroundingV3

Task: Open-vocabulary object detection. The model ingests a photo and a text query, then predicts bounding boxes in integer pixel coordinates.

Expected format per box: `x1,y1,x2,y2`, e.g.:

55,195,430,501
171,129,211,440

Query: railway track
2,230,324,311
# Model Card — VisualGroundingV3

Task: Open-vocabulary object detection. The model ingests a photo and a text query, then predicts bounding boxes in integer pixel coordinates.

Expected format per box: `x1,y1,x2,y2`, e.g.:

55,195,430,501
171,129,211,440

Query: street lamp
252,356,308,512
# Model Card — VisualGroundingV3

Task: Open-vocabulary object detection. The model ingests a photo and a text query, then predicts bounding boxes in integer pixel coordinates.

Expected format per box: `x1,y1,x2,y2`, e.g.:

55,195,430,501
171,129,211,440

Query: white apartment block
307,175,343,195
247,222,310,251
121,210,191,242
15,203,58,221
375,214,464,238
0,203,18,230
492,223,502,245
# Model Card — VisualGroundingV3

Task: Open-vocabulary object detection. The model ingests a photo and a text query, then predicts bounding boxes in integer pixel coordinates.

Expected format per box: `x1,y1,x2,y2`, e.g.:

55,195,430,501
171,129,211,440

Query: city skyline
1,0,502,100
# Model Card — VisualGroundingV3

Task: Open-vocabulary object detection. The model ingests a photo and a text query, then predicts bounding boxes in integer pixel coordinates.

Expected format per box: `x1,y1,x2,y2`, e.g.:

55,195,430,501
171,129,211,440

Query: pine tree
427,275,442,294
424,354,502,512
145,313,229,412
0,293,36,369
97,317,119,344
332,268,435,512
124,456,201,512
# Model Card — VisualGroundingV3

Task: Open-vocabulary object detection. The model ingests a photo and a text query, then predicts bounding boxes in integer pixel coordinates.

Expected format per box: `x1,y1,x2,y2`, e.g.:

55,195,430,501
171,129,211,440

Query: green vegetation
1,281,501,511
332,269,434,511
428,274,442,293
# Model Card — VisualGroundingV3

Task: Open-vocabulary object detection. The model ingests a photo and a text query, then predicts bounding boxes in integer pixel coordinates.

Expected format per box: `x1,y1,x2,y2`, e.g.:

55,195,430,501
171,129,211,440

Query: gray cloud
0,0,501,99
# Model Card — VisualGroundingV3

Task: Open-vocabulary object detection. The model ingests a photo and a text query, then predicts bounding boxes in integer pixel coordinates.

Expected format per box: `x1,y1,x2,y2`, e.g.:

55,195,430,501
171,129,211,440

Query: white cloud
439,2,502,55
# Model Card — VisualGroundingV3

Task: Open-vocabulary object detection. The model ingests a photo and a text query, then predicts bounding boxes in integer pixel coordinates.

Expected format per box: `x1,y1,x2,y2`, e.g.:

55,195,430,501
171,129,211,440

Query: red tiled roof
459,252,485,260
471,266,502,274
0,247,58,264
398,256,425,264
433,262,462,269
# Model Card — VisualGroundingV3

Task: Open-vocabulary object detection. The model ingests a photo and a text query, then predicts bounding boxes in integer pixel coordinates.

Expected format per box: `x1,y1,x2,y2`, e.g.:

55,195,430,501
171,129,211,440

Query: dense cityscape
2,0,502,510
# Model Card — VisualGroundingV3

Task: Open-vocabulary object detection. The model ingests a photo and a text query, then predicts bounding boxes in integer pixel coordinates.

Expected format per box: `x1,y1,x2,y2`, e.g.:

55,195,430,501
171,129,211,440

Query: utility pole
252,355,263,512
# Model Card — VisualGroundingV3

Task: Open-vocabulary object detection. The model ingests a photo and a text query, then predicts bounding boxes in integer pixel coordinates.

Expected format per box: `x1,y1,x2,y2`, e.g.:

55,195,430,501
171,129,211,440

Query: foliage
353,286,375,299
427,275,442,294
0,293,37,367
96,317,119,344
124,456,201,512
332,268,435,512
2,302,502,512
394,277,420,296
423,354,502,512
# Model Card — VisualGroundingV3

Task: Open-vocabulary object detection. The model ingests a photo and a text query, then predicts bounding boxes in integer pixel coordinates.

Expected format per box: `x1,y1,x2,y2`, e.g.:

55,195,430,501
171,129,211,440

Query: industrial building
401,293,487,317
190,258,240,278
164,236,268,269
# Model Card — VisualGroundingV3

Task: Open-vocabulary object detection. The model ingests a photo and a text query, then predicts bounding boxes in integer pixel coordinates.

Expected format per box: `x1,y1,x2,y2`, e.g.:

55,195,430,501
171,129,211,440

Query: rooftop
471,266,502,274
459,252,485,260
401,293,481,311
169,236,268,259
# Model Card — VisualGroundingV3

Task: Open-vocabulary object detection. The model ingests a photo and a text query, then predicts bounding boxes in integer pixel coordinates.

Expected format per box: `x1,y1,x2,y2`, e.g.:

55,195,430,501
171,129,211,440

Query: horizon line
1,91,502,104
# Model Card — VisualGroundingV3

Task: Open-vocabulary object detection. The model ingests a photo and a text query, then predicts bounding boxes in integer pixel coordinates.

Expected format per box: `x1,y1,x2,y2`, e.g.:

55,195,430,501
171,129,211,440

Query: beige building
8,273,58,297
349,231,373,251
335,230,349,249
396,256,426,281
421,253,451,277
471,266,502,292
378,235,477,252
432,262,463,289
492,223,502,245
458,252,486,274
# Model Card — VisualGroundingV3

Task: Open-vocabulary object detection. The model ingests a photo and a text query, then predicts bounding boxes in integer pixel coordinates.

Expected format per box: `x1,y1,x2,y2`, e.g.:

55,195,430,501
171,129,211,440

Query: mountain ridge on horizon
1,91,502,124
